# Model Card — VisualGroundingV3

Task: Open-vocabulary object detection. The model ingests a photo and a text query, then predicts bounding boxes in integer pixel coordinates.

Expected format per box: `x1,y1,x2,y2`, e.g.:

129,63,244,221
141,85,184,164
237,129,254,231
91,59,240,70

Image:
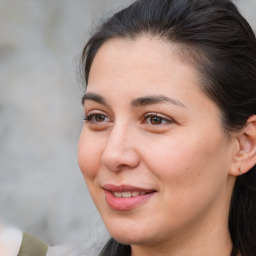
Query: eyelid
85,109,107,116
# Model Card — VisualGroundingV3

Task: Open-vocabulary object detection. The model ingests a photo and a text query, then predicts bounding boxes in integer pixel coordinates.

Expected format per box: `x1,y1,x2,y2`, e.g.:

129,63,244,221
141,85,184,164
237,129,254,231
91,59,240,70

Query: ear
229,115,256,176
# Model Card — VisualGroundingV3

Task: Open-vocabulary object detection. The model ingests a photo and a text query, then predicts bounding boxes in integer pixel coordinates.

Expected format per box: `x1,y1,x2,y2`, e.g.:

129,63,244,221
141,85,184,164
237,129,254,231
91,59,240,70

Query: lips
103,184,156,210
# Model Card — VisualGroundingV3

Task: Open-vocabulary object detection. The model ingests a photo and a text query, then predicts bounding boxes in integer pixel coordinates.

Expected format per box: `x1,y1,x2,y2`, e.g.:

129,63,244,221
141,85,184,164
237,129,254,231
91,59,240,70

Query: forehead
88,36,201,91
86,37,217,117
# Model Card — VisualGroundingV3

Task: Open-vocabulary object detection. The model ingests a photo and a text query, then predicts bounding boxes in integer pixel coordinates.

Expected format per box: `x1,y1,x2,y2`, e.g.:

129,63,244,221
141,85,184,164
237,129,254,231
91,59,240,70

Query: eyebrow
82,92,186,108
131,95,187,108
82,92,108,106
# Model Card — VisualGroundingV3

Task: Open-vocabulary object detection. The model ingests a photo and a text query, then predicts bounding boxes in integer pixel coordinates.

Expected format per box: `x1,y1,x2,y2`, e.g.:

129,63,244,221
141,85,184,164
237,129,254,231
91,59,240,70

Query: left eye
144,114,172,125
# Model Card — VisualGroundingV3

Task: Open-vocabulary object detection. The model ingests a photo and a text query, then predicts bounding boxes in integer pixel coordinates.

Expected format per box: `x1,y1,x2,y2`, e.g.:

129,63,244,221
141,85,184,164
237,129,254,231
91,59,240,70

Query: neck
131,227,233,256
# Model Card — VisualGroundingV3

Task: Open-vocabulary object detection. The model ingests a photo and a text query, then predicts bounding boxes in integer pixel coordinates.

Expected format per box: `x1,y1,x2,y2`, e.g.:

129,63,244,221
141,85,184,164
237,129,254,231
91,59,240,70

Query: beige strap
17,232,49,256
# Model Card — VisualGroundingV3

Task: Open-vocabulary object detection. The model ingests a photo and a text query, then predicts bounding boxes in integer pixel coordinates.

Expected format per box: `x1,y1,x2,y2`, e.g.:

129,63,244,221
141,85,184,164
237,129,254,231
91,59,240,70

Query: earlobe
229,115,256,177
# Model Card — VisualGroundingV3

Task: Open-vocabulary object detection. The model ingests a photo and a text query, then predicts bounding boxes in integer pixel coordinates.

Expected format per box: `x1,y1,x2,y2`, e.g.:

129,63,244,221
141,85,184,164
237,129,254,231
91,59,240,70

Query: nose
101,123,140,172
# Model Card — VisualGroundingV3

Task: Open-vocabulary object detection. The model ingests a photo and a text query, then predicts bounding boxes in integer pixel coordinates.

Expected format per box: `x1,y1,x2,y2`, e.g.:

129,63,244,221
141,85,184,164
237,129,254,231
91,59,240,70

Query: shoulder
17,232,49,256
19,233,85,256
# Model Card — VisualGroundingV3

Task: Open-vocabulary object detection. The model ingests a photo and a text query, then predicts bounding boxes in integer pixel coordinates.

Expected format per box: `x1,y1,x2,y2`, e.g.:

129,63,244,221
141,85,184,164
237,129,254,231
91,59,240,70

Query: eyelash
84,113,111,123
83,112,174,125
143,113,174,125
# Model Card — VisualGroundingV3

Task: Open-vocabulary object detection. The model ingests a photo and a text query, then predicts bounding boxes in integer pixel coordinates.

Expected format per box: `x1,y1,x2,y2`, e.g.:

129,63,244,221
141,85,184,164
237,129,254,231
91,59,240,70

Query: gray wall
0,0,255,254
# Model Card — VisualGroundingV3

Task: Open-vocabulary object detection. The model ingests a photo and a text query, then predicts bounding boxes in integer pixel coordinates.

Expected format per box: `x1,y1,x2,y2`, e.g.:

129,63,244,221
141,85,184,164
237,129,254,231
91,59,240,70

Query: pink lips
103,184,156,211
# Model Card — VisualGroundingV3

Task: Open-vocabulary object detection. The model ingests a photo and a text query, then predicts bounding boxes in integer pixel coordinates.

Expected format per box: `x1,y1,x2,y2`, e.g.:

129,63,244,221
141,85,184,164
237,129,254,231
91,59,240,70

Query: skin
78,36,239,255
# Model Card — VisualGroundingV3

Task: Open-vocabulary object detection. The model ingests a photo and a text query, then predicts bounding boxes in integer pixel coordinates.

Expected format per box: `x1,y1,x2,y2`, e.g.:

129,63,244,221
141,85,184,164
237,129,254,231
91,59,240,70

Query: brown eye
84,113,110,123
143,113,174,126
95,114,106,122
150,116,163,125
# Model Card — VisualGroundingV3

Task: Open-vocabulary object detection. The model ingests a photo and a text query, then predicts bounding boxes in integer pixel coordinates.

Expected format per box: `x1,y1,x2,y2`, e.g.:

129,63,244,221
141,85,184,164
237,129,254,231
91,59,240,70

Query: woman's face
78,36,236,246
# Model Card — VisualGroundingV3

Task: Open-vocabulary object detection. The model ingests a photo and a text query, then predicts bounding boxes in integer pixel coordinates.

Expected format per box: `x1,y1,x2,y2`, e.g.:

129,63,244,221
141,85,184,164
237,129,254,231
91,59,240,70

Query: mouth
103,184,157,210
111,191,149,198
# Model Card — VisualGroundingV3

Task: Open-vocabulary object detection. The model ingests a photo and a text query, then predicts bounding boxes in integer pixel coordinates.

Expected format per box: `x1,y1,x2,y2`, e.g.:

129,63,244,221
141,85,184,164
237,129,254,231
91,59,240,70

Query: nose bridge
109,121,128,146
101,120,139,171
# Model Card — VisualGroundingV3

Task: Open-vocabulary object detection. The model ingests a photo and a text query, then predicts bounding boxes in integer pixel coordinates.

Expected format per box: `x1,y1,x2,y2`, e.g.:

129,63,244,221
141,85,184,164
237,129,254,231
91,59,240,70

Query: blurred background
0,0,255,255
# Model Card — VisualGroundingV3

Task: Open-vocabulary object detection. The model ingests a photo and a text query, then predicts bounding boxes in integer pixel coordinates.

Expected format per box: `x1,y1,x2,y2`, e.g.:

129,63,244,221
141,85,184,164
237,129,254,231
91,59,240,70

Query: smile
112,191,147,198
103,184,156,210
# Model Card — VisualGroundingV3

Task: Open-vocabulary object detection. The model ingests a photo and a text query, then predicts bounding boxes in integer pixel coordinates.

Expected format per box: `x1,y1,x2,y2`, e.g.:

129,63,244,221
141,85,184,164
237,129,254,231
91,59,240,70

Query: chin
104,219,157,246
111,232,151,246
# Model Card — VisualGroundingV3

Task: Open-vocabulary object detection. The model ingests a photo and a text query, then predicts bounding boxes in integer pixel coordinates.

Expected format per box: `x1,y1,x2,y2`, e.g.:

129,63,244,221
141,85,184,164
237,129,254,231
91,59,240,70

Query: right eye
84,113,111,123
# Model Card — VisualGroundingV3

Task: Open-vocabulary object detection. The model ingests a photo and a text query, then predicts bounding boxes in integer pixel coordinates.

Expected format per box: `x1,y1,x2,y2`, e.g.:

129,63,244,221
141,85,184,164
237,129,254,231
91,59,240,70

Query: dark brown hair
80,0,256,255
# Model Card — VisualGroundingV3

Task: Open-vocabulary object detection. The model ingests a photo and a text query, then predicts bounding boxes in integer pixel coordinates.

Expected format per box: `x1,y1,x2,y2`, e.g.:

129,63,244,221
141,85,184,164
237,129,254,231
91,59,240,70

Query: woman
78,0,256,255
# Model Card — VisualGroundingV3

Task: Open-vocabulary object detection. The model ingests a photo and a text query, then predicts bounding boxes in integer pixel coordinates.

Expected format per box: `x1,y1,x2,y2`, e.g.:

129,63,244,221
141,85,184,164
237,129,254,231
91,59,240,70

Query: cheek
78,129,103,180
143,134,230,229
145,131,228,190
145,136,194,173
